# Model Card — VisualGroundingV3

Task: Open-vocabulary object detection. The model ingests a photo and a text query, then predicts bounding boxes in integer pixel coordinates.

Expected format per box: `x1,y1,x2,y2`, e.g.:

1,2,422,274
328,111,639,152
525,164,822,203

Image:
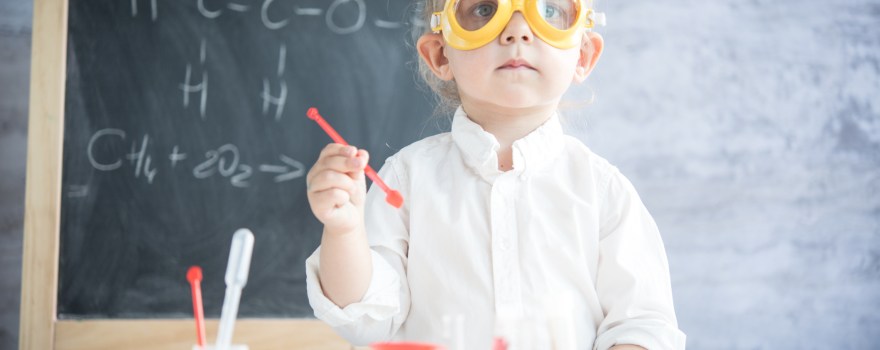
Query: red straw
187,266,207,348
306,107,404,208
493,337,508,350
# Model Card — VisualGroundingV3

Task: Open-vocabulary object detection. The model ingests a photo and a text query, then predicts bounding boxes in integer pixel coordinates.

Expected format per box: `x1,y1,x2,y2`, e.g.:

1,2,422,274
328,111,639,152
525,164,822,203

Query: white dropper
215,229,255,350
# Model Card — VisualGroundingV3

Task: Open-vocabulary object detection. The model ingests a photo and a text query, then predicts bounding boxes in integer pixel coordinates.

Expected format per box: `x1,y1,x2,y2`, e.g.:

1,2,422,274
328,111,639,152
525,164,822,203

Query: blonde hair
411,0,460,117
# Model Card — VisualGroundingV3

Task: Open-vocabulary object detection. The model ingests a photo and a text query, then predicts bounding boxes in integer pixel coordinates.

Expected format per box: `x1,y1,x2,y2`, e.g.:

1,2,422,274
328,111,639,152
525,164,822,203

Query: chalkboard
59,0,436,319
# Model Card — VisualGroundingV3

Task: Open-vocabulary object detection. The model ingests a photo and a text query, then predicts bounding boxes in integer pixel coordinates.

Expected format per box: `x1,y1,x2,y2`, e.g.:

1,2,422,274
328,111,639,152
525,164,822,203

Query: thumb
350,149,370,206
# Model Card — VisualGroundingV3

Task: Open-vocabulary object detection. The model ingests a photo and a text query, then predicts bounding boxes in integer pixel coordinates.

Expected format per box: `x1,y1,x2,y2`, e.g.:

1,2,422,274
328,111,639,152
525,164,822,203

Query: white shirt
305,107,686,350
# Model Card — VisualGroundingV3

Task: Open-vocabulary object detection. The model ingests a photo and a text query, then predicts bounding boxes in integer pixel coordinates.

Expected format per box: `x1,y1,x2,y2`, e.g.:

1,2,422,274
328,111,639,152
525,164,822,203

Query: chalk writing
84,1,418,187
293,7,322,16
169,146,187,168
88,128,126,171
197,0,222,19
180,39,209,120
190,0,404,33
130,0,157,21
262,44,288,121
326,0,366,35
259,155,306,183
87,129,306,188
193,144,254,188
124,134,158,184
227,2,250,12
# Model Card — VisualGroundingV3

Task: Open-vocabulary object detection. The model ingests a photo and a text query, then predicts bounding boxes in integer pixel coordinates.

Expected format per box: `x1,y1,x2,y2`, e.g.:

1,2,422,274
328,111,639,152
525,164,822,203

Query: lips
499,58,536,70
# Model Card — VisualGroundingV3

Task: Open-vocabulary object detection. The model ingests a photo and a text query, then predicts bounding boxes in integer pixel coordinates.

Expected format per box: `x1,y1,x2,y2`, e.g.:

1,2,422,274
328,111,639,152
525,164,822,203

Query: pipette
215,229,255,350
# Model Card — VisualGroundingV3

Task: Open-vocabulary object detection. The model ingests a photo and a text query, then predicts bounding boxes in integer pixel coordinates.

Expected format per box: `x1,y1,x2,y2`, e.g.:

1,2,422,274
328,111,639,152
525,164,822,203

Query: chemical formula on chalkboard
131,0,424,33
86,128,306,188
74,0,426,190
179,40,292,121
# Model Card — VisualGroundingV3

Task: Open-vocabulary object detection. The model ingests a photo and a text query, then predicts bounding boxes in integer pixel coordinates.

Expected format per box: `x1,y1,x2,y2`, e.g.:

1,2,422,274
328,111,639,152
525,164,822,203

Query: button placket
490,178,506,313
490,174,524,317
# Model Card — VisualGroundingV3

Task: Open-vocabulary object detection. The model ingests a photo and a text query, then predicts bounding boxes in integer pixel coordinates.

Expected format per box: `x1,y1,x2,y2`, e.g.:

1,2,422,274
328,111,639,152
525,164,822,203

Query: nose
499,12,533,46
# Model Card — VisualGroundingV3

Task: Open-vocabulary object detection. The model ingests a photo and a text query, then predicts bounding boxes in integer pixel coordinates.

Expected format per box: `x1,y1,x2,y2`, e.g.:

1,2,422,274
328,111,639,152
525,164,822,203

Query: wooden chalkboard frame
20,0,352,348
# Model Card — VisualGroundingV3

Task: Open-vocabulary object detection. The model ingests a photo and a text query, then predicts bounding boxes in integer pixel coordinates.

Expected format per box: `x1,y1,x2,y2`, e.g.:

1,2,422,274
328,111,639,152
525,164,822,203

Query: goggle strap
430,12,442,34
586,10,607,29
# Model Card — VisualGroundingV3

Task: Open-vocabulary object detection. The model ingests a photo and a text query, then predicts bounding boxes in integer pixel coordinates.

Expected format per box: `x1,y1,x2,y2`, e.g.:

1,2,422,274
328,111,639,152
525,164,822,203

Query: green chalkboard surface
59,0,436,318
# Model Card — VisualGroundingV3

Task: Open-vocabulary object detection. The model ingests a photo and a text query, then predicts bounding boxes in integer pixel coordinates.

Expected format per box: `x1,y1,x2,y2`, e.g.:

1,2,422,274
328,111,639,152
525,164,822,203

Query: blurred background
1,0,31,348
0,0,877,349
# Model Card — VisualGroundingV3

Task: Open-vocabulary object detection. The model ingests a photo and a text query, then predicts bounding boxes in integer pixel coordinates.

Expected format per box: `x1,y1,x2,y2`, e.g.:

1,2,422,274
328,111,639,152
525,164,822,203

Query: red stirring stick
187,266,207,349
493,337,509,350
307,107,404,209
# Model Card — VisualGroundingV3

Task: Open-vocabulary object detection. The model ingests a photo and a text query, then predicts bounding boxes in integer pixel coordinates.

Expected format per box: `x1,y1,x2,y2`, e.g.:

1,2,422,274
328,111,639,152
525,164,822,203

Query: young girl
304,1,686,349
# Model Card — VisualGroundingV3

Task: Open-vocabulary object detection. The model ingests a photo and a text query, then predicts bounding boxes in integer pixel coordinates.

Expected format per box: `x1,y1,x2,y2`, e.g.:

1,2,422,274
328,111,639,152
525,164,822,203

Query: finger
319,154,365,174
319,143,357,159
308,144,356,184
355,150,370,170
307,169,356,194
308,155,359,186
350,150,370,205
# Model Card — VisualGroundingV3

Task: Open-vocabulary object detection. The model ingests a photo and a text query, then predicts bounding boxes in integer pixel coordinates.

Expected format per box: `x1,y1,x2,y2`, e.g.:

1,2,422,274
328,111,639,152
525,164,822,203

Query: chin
491,92,547,109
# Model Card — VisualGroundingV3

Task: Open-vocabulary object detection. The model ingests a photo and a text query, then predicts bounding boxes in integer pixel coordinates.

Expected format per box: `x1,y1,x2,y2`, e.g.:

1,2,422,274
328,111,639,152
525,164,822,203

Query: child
304,0,686,349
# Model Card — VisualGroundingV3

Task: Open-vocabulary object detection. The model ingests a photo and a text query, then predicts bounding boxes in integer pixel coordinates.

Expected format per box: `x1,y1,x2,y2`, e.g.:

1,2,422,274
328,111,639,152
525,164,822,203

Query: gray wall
0,0,32,348
0,0,877,349
572,0,880,348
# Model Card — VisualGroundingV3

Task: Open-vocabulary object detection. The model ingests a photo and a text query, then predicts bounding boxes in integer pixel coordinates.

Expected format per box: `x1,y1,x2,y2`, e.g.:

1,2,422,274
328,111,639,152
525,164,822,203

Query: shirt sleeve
304,157,412,346
593,169,687,350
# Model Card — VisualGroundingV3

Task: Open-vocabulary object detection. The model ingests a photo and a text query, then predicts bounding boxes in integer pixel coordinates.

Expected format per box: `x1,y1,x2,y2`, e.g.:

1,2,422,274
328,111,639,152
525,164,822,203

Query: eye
537,0,575,29
542,4,561,19
472,2,497,18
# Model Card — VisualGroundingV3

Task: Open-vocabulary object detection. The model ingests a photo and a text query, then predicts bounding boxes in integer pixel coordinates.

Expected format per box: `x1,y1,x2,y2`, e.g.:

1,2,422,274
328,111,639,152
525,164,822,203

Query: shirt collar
450,106,565,182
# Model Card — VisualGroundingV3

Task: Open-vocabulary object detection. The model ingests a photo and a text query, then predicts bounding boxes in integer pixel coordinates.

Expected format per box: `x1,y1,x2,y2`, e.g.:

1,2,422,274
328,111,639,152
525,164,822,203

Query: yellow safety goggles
430,0,606,50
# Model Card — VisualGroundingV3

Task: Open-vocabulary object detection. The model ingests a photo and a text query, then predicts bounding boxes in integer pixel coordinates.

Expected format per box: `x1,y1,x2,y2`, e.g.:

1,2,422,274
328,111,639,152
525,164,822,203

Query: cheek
553,50,581,81
565,48,582,68
447,50,493,88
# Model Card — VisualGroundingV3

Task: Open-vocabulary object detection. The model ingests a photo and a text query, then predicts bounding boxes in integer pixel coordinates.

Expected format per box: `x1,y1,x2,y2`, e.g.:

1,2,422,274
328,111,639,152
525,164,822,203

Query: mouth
498,58,536,71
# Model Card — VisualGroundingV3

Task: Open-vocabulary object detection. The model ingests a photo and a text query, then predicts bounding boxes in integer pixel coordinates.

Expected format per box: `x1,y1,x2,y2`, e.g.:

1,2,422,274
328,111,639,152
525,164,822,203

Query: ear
573,31,604,83
417,33,454,81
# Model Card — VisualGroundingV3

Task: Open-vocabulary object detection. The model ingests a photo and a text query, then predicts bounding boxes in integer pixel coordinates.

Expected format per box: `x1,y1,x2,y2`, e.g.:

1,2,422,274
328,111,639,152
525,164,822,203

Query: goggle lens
536,0,580,30
454,0,498,31
452,0,582,32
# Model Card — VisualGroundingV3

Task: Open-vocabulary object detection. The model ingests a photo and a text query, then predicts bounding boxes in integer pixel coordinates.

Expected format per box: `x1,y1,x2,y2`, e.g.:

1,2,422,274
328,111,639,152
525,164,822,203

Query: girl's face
444,12,582,109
